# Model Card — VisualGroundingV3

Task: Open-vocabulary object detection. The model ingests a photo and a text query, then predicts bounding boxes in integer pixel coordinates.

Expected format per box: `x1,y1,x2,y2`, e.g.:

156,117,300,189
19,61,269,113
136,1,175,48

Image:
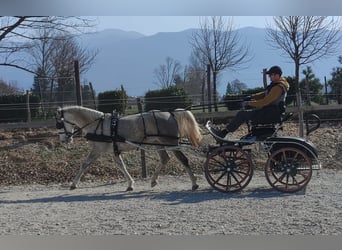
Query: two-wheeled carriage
204,113,321,193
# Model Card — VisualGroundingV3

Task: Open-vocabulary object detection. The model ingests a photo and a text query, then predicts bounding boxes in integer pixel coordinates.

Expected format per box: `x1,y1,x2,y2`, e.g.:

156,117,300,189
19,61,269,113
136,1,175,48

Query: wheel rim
265,147,312,193
204,146,253,193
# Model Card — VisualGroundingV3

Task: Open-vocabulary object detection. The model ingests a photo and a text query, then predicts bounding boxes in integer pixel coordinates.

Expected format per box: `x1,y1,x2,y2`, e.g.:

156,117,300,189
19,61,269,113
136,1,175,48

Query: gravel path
1,169,341,235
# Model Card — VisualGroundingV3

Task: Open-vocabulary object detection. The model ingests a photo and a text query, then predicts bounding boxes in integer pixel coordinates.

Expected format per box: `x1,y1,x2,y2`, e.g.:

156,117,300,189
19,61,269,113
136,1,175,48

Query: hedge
0,94,40,122
144,86,192,112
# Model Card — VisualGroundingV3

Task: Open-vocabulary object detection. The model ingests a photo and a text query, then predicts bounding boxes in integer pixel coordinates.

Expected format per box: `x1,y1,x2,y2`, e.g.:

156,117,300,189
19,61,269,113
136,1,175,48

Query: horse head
55,106,75,143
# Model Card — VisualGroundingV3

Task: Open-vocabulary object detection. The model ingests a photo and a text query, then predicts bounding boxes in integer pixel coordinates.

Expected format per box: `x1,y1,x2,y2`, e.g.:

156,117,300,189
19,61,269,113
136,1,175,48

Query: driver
211,65,290,139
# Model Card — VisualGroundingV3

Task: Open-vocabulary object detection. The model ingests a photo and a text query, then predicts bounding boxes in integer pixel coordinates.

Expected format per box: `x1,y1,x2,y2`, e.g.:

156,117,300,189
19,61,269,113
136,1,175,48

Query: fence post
324,76,329,105
89,82,97,109
262,68,267,88
207,64,212,112
74,60,83,106
26,90,31,123
137,97,147,178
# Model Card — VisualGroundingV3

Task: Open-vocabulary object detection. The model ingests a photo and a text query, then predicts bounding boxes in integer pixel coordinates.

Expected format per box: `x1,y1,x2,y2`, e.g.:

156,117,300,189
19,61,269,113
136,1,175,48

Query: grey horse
55,105,202,191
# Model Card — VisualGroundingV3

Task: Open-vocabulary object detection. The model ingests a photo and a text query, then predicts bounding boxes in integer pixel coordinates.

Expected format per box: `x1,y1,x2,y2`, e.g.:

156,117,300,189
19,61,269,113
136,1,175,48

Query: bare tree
48,34,98,104
266,16,342,136
190,16,251,111
154,56,182,88
0,79,21,94
0,16,96,74
188,49,208,110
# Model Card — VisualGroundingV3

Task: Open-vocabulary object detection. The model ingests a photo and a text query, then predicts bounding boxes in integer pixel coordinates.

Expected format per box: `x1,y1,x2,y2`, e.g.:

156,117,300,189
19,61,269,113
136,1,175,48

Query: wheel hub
225,160,236,173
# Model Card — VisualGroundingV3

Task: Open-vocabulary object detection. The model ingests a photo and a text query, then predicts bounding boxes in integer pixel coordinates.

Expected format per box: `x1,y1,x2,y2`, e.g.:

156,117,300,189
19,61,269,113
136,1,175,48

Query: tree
0,79,21,94
48,34,97,105
174,57,205,105
153,57,182,88
329,56,342,104
226,79,248,94
0,16,95,74
187,49,208,111
300,66,323,105
190,16,251,112
266,16,342,136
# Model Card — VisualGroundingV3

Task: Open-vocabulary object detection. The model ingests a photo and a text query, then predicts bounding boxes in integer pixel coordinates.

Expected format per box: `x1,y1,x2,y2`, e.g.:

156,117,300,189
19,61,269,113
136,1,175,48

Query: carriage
204,112,321,193
55,106,321,194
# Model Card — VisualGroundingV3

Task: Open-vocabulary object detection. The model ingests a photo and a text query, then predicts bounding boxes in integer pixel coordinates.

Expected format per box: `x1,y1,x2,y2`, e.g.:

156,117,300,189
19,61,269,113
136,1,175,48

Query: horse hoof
192,184,199,191
151,181,157,187
70,185,76,190
126,187,133,191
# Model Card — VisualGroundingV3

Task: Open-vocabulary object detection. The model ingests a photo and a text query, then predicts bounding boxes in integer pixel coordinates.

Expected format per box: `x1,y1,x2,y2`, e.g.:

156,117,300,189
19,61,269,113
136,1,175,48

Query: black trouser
226,105,282,132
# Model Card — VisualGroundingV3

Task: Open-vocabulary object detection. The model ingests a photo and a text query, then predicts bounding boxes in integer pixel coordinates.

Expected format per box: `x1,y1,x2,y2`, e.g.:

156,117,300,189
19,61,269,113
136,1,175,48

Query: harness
139,110,179,141
57,110,179,155
84,111,125,155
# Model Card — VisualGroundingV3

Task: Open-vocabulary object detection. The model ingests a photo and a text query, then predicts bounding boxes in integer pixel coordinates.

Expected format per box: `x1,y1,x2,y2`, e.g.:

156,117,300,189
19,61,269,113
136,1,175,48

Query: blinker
56,121,64,129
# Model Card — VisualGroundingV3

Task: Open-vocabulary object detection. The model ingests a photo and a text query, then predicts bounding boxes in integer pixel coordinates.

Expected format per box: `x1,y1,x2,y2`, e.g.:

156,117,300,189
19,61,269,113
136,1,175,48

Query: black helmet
266,66,282,75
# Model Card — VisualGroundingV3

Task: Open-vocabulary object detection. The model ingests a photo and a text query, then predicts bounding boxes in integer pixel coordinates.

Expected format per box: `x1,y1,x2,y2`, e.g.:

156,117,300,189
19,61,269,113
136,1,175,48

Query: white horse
55,105,202,191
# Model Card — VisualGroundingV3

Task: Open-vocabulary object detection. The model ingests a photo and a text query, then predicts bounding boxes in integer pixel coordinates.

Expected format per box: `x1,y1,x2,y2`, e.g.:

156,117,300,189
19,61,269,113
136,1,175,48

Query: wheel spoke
265,147,312,193
204,146,253,193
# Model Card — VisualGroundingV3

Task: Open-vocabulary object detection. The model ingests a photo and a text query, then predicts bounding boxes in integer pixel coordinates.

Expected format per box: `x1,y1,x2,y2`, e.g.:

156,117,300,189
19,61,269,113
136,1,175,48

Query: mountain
0,27,341,96
79,29,195,96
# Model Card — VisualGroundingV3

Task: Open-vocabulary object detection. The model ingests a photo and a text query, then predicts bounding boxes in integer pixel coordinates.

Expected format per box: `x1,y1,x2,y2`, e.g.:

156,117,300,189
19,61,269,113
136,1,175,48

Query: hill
0,27,341,96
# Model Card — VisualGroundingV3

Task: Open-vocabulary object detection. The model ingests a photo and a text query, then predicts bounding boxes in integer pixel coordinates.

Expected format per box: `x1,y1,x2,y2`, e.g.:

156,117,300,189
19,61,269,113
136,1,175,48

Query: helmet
266,66,282,75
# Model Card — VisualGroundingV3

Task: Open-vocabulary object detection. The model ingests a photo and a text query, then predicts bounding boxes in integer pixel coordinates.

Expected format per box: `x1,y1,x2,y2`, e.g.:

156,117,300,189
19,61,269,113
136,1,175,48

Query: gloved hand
242,101,249,109
243,95,252,101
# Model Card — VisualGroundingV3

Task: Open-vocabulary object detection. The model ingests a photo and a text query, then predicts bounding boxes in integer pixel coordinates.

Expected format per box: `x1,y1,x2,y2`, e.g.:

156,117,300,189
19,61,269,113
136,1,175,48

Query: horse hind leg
113,154,135,191
173,150,199,191
151,150,170,188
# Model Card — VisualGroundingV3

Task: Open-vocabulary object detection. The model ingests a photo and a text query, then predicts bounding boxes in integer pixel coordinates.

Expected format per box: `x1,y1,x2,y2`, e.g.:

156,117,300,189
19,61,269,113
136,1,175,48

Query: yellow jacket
247,77,290,108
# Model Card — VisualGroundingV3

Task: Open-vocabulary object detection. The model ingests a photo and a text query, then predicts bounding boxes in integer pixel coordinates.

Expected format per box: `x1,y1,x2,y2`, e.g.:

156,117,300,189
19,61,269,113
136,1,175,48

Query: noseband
56,110,79,139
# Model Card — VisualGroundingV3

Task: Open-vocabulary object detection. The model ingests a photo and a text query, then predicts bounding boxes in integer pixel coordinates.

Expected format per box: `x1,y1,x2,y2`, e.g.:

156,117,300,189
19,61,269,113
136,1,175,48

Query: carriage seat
244,113,293,140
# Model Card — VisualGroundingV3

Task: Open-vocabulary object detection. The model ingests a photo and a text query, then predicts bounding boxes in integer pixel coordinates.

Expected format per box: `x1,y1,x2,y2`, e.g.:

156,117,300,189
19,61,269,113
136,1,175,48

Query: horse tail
173,109,202,147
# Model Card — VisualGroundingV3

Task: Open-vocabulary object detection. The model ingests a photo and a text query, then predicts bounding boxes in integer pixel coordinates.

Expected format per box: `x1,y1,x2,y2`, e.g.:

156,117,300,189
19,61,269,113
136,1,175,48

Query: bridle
56,109,104,141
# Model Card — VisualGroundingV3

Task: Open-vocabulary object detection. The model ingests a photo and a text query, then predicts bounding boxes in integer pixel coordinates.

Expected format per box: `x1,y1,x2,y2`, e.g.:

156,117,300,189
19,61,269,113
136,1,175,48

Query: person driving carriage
211,65,290,140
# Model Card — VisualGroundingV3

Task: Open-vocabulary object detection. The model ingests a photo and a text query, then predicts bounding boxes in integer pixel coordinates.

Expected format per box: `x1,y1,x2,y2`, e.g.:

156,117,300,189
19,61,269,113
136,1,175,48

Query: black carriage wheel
204,145,253,193
265,147,312,193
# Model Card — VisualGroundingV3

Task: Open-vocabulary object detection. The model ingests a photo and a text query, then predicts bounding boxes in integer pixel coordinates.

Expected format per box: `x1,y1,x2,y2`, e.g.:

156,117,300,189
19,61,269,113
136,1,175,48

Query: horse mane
61,105,104,122
172,109,202,147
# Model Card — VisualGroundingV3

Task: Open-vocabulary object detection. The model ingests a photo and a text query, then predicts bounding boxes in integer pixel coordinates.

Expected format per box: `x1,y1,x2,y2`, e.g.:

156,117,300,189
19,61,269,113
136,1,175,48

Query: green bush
144,86,192,112
0,94,40,122
97,89,128,114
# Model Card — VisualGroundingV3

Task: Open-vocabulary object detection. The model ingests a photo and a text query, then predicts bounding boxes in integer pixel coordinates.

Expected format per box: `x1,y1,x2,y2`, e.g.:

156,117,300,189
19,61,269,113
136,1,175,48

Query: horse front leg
113,154,135,191
173,150,198,190
70,147,101,190
151,150,170,188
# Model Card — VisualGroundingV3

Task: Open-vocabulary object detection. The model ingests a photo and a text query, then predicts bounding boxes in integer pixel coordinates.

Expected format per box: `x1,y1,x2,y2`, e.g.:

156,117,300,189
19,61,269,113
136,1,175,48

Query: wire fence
1,89,342,124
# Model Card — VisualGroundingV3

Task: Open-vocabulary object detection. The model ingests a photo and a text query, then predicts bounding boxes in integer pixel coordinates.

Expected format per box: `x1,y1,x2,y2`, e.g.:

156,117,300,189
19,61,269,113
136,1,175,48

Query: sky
94,16,272,36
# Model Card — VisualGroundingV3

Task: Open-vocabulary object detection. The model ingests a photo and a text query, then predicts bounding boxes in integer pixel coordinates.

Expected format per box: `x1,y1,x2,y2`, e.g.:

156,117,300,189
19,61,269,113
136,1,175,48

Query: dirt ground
1,121,342,236
0,121,342,186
